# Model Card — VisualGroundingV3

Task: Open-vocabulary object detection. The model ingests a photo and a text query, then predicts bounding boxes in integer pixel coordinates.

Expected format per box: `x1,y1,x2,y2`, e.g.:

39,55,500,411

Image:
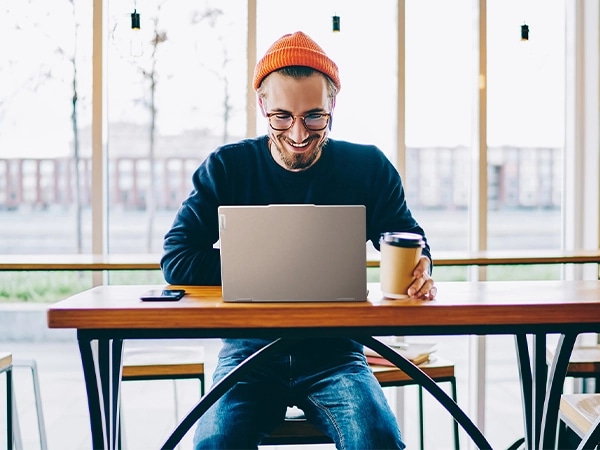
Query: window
256,0,397,155
106,0,248,253
0,0,93,254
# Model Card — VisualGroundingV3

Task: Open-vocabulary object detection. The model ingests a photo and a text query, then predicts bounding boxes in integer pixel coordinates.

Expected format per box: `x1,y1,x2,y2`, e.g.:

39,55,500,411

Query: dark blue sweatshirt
161,135,430,358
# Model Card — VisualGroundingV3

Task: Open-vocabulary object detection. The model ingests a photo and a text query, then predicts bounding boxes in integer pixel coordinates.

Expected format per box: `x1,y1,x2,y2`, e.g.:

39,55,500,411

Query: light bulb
332,15,341,33
521,24,529,41
131,9,143,57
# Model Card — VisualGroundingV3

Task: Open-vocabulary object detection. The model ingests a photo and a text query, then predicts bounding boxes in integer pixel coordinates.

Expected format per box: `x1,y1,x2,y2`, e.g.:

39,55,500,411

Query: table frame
47,281,600,450
73,325,584,450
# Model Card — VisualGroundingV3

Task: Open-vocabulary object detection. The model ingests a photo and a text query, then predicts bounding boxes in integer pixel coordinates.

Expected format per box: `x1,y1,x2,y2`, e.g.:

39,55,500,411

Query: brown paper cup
380,232,425,299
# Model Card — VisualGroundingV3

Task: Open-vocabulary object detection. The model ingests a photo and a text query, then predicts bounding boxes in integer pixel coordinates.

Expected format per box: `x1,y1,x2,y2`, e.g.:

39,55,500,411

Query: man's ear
328,98,336,130
258,97,267,117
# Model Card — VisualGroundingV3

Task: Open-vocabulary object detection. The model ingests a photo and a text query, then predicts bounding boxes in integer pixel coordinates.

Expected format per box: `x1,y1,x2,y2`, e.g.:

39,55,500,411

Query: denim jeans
192,340,405,449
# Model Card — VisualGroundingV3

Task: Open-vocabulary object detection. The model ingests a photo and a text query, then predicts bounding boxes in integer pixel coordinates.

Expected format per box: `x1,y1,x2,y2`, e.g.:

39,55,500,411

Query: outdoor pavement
0,330,536,450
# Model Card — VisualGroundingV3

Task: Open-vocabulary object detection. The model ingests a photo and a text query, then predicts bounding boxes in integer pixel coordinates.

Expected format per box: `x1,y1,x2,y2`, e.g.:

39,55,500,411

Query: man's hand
407,256,437,300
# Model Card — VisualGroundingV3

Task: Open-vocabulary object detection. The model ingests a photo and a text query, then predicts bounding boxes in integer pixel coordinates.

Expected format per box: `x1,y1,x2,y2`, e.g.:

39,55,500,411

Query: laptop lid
218,204,367,302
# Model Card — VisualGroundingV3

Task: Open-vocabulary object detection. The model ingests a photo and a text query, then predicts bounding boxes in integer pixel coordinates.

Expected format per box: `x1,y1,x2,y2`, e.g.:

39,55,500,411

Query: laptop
218,204,367,302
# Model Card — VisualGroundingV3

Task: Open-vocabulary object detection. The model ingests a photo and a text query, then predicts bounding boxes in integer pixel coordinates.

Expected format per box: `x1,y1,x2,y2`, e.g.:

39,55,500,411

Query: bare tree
190,9,233,143
130,2,225,252
0,1,85,252
142,9,167,252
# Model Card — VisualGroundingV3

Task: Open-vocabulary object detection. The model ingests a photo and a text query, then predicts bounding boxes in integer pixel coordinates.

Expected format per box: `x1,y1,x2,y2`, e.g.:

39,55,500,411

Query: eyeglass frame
266,112,331,131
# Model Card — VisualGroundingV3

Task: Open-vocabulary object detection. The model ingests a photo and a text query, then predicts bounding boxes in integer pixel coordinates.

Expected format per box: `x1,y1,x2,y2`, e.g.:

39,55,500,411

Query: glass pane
487,0,564,251
405,0,473,253
107,1,248,253
0,1,93,255
257,1,396,262
256,0,397,158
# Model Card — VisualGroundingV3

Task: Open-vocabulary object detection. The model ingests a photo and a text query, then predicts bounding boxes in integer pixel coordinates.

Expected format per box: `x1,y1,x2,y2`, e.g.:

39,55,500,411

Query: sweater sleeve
161,153,225,285
365,147,432,266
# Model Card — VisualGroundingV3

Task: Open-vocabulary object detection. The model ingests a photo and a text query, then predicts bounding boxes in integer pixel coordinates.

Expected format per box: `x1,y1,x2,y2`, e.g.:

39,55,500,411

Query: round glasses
266,112,330,131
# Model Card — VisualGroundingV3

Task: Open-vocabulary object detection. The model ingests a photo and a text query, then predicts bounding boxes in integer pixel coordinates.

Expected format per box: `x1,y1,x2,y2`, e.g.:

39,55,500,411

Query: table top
46,280,600,336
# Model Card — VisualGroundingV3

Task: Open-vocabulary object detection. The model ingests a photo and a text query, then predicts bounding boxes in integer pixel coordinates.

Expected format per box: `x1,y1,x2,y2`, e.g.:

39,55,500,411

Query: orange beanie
253,31,340,91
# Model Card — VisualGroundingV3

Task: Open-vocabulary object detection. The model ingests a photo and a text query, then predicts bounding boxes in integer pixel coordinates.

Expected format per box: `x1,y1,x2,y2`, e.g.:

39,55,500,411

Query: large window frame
85,0,598,272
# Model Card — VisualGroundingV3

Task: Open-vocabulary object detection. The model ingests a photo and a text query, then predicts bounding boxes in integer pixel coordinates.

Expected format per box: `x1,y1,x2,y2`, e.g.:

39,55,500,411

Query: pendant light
131,7,143,56
332,15,341,33
521,23,529,41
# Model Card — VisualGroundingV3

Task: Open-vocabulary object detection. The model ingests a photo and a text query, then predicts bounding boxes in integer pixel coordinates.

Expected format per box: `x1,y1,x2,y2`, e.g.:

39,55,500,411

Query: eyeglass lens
269,114,329,131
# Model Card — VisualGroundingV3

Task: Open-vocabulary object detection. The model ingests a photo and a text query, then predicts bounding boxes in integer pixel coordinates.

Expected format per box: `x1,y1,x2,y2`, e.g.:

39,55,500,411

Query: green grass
0,270,166,303
1,265,561,303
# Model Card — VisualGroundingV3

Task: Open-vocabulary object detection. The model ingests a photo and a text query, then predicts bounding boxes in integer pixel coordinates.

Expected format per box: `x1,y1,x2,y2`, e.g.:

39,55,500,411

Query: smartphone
140,289,185,302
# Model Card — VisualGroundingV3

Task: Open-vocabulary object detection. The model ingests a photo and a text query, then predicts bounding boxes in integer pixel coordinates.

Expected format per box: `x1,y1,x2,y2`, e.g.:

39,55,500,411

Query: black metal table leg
515,333,533,449
532,333,547,449
161,338,296,450
540,333,577,450
78,332,124,450
359,336,493,450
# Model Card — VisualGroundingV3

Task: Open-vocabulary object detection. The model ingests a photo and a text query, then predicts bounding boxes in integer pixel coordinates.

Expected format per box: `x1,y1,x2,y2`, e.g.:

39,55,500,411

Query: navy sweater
162,135,429,284
161,135,430,358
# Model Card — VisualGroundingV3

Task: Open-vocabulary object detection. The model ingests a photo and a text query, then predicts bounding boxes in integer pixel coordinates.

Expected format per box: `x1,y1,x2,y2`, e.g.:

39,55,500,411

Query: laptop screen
218,204,367,302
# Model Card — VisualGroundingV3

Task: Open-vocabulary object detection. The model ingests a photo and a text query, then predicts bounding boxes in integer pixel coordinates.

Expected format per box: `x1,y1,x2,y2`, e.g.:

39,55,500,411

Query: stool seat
370,355,455,386
122,345,205,380
560,394,600,438
0,353,11,371
119,343,205,449
547,344,600,376
261,407,332,445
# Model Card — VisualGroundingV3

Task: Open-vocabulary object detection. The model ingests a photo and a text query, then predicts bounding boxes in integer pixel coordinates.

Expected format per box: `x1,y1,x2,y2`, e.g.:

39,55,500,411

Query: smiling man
161,31,436,449
258,70,332,171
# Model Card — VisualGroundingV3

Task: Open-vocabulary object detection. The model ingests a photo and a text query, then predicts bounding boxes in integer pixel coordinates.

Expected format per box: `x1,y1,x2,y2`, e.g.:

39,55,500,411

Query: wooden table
47,280,600,450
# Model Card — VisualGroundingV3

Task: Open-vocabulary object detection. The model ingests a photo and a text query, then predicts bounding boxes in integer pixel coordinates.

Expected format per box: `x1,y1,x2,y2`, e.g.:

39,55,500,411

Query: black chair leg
418,385,425,450
417,378,459,450
450,377,460,450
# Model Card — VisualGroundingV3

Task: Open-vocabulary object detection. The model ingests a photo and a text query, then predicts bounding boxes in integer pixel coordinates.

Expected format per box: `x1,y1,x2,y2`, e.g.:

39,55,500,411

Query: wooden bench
1,249,599,271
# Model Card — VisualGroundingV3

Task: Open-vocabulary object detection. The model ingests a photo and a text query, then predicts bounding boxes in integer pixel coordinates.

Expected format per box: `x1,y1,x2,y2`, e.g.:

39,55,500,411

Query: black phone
140,289,185,302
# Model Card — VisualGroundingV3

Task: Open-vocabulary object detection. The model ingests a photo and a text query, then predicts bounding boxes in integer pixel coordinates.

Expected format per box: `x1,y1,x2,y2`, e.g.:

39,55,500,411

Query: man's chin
270,134,325,171
283,155,314,170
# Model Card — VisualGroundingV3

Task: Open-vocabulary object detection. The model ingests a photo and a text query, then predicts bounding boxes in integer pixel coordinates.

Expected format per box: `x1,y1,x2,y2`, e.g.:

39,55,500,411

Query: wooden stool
120,344,205,448
262,356,459,450
0,353,13,450
559,393,600,448
260,406,333,446
547,344,600,392
11,359,48,450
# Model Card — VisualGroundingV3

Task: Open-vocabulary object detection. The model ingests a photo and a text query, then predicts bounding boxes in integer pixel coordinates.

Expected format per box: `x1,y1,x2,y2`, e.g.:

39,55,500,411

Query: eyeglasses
266,112,330,131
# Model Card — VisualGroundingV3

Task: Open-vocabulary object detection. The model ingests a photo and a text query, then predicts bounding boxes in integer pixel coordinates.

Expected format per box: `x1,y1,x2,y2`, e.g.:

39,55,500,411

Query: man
161,31,436,449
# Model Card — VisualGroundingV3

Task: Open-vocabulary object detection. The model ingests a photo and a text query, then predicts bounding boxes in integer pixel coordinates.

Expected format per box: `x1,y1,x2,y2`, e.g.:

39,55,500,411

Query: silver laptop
218,204,367,302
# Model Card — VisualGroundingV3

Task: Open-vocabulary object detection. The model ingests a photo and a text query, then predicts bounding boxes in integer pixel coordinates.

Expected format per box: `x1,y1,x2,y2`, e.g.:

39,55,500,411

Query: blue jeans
193,342,405,449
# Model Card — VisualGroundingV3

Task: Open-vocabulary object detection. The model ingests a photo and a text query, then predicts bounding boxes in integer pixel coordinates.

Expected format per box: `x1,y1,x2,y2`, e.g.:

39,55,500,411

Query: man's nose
288,118,309,141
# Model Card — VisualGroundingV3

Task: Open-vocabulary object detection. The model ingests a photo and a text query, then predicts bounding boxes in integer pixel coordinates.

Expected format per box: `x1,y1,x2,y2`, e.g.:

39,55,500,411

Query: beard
268,131,328,171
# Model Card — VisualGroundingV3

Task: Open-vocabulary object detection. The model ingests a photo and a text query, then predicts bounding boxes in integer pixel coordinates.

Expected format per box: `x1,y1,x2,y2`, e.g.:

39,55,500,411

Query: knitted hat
253,31,340,91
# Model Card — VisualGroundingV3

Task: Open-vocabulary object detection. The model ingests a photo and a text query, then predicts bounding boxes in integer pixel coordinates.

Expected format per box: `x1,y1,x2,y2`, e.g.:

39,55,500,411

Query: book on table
364,340,437,366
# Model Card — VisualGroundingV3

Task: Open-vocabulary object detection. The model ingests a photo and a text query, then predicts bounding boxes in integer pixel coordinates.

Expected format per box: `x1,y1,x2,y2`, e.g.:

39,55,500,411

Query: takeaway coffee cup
379,232,425,299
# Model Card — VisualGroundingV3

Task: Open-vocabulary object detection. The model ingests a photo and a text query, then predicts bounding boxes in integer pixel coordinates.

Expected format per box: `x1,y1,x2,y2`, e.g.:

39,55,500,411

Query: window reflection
0,0,93,253
0,1,568,258
107,1,247,253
